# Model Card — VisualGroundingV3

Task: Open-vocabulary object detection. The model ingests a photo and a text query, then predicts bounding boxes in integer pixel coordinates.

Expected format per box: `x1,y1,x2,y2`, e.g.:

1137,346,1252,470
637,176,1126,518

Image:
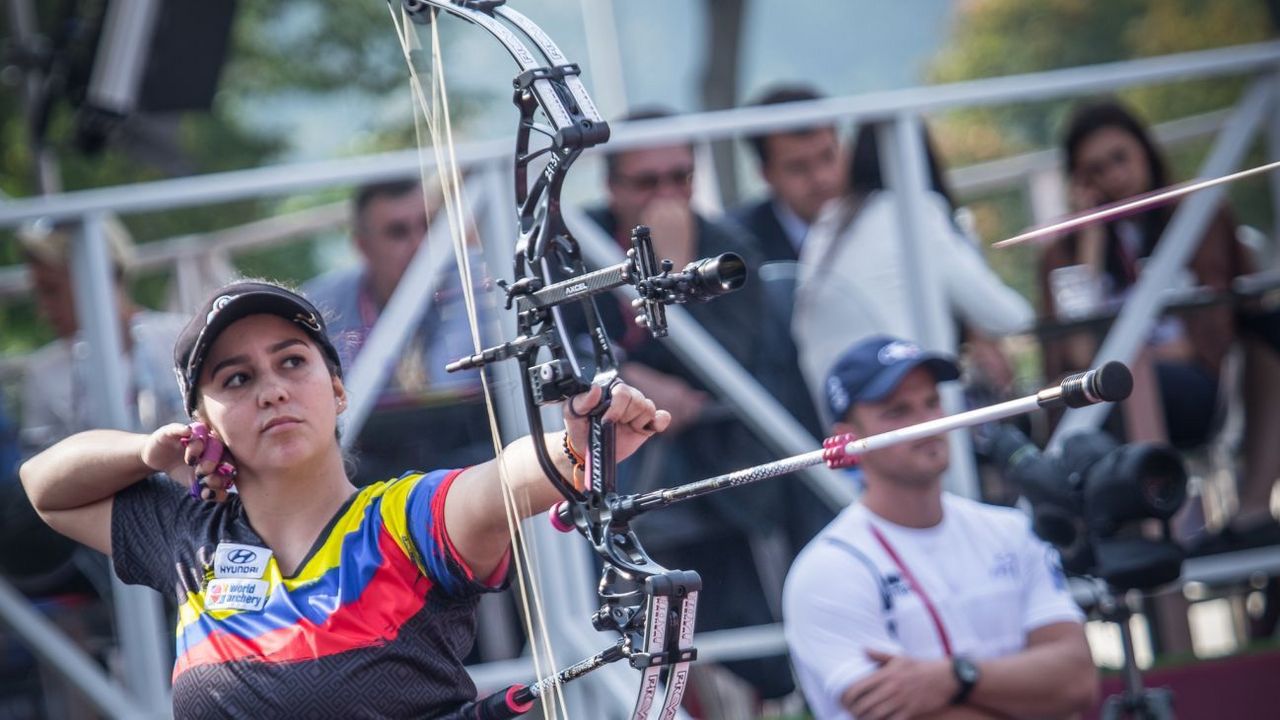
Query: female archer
19,279,670,718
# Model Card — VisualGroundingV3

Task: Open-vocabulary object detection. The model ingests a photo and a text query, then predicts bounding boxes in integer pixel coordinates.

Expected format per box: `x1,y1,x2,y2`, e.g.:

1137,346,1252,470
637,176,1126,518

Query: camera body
986,425,1188,591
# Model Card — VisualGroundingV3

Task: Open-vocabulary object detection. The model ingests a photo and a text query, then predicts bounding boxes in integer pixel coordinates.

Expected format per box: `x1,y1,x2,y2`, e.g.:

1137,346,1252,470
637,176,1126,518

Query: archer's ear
332,376,348,414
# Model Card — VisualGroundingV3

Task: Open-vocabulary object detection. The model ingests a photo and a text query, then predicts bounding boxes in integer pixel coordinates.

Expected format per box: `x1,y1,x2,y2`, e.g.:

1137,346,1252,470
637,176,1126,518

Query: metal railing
1,40,1279,719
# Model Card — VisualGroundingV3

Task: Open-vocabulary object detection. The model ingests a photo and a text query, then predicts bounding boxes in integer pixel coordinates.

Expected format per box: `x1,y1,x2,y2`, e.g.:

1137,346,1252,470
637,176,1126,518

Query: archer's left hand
563,382,671,464
842,649,957,720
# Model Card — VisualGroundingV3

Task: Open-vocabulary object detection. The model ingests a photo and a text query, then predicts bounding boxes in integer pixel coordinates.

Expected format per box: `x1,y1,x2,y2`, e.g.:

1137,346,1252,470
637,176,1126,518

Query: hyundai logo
227,549,258,565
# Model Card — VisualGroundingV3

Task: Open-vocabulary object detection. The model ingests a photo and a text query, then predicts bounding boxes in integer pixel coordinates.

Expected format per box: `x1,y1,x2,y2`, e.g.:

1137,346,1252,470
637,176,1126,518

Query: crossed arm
841,622,1098,720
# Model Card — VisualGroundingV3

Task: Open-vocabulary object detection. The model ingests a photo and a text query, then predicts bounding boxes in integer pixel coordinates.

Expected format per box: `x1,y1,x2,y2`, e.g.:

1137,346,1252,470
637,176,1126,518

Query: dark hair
604,105,691,180
352,180,420,232
1062,98,1168,191
745,84,831,166
847,123,957,211
1061,99,1172,284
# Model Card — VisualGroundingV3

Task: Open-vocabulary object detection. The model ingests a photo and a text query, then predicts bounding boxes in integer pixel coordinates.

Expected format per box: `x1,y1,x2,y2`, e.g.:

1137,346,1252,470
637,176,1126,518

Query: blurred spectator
18,220,187,451
732,84,845,262
1039,98,1280,552
783,335,1097,720
728,83,844,440
301,180,492,485
793,122,1033,423
4,220,180,719
584,106,822,707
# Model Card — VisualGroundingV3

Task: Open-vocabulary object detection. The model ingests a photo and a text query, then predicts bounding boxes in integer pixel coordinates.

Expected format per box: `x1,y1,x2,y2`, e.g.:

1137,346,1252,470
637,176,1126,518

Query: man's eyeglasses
613,167,695,192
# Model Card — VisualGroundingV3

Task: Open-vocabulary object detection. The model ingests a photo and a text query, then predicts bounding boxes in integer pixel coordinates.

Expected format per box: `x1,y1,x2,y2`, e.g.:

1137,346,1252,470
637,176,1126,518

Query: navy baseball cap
825,335,960,420
174,280,342,416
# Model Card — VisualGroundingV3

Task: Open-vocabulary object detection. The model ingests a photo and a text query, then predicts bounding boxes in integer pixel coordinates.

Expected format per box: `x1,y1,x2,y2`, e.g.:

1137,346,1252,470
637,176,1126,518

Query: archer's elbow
18,455,53,514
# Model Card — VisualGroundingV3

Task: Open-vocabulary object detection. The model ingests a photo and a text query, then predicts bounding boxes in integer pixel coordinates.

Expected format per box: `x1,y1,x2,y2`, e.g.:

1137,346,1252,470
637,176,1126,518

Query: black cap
825,335,960,421
173,281,342,416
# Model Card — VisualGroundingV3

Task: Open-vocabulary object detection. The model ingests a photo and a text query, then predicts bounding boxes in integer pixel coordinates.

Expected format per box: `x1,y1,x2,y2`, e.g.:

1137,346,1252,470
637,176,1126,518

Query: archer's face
845,368,949,488
760,128,845,223
197,314,345,476
355,190,429,305
607,145,696,227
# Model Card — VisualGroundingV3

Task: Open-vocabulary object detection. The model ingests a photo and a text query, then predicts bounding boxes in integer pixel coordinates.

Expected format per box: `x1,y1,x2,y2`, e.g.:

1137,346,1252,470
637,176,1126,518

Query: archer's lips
261,416,303,433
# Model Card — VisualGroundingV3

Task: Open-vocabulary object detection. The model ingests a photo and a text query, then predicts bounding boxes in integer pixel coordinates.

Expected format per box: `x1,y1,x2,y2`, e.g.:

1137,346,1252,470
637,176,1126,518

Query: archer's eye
282,355,305,370
223,371,249,389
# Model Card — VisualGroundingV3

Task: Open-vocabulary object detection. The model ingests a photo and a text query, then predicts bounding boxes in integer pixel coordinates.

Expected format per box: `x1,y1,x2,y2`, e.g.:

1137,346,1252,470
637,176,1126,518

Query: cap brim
186,292,325,389
855,355,961,404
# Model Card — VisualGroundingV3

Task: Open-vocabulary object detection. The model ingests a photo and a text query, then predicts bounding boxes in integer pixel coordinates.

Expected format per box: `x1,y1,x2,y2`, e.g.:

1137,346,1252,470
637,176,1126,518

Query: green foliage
0,0,461,360
930,0,1274,385
931,0,1273,161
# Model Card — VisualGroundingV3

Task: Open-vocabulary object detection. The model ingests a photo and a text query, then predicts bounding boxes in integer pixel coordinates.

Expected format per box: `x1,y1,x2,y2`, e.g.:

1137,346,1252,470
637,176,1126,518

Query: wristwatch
950,655,980,705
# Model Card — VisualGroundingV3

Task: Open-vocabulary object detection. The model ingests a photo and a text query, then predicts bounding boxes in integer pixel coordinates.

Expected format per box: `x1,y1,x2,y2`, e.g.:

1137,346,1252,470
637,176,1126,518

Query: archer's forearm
20,430,151,513
967,635,1098,718
444,432,576,578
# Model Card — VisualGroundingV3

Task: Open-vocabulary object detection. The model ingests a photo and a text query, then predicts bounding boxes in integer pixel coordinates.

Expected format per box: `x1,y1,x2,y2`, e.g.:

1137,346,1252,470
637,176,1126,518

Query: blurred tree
926,0,1272,374
0,0,462,355
930,0,1272,163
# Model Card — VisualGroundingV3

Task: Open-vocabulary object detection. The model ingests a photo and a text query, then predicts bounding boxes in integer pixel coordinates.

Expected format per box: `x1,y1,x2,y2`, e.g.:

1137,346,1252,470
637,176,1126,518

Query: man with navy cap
783,335,1098,720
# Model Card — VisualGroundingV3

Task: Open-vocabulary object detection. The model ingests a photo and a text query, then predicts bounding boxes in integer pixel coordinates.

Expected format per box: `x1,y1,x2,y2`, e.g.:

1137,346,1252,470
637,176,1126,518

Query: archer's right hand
141,422,237,502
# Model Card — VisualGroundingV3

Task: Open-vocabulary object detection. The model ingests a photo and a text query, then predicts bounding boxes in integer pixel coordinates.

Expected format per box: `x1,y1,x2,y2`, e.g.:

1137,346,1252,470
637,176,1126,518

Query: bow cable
387,6,566,716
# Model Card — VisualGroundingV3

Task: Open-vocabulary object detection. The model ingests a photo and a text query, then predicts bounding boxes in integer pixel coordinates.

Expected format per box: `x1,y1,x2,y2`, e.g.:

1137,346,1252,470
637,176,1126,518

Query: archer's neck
860,476,945,529
236,449,355,570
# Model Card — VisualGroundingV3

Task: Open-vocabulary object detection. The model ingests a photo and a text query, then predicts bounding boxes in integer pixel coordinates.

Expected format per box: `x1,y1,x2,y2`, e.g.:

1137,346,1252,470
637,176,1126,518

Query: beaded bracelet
562,431,587,492
562,431,586,470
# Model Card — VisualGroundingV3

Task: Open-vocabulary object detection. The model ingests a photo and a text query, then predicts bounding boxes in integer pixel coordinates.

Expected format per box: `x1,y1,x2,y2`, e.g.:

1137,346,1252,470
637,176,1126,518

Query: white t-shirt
783,493,1083,720
792,191,1033,417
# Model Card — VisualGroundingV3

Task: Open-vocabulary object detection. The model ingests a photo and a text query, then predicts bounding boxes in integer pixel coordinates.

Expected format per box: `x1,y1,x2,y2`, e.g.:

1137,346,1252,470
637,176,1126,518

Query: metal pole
1269,69,1280,250
1050,79,1275,448
70,214,172,718
878,116,980,499
0,577,148,719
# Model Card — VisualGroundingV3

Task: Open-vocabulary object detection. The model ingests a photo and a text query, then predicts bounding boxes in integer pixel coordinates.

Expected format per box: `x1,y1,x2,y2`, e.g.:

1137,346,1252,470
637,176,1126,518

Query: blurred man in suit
732,84,845,262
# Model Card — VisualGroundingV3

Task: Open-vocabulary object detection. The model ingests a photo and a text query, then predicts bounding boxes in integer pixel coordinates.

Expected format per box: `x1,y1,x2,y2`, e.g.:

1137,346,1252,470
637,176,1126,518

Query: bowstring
387,6,565,717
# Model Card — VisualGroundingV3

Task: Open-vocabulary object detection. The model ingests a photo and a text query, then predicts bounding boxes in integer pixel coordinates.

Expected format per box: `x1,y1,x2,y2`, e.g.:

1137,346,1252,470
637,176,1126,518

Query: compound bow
389,2,746,718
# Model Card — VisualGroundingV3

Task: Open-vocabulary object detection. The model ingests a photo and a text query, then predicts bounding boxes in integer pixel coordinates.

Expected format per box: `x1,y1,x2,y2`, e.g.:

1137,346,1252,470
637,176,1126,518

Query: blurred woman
793,123,1033,422
1038,99,1250,449
19,279,669,719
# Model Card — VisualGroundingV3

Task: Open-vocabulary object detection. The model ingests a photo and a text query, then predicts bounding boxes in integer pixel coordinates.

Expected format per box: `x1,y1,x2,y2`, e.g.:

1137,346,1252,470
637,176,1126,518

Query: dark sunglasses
614,167,695,192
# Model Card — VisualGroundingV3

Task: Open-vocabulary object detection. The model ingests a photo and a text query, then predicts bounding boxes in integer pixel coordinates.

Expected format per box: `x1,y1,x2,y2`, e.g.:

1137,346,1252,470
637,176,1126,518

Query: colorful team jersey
111,470,498,719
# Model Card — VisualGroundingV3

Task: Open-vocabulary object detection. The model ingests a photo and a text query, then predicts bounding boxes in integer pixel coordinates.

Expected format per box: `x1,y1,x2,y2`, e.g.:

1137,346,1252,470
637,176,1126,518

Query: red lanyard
868,524,954,656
